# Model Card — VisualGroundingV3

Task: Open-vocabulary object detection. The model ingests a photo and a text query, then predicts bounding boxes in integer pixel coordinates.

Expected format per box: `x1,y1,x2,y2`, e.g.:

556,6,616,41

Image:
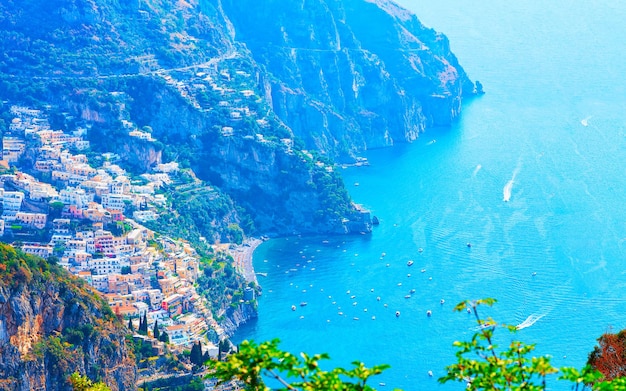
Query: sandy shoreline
230,237,264,285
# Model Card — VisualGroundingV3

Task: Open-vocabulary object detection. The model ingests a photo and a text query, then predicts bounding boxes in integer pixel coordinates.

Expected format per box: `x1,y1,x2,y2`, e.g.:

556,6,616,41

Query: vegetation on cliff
0,244,136,391
0,0,475,238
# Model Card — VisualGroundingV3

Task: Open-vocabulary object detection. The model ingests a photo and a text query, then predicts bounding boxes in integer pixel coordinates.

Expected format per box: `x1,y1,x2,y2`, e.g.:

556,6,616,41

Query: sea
233,1,626,390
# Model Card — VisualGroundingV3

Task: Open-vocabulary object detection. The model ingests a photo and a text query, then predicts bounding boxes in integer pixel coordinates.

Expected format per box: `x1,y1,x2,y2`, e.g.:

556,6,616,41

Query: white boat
395,311,400,317
291,305,296,311
426,310,432,317
407,260,414,266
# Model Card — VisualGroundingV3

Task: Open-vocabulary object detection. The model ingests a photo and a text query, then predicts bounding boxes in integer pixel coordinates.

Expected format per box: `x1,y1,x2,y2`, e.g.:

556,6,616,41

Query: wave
516,313,545,330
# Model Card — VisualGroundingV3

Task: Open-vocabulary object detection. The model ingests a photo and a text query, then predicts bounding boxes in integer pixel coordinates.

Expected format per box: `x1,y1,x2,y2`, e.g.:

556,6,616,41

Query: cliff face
0,245,136,391
220,0,475,161
0,0,472,236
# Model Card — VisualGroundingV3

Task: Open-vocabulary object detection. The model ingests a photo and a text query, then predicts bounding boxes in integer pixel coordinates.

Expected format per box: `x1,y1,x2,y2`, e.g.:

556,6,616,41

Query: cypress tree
190,342,201,366
139,312,148,335
153,320,160,340
128,317,134,332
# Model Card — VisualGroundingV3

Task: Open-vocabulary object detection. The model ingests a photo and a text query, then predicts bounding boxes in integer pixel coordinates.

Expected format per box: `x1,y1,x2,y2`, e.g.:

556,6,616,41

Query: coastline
230,237,264,285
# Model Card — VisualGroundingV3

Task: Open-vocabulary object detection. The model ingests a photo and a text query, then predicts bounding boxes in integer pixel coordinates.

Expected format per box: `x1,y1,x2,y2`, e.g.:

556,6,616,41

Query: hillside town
0,104,257,360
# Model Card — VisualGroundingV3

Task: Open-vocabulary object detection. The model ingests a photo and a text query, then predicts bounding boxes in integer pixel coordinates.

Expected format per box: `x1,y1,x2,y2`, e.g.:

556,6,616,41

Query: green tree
69,372,111,391
139,312,148,335
190,341,203,366
439,298,559,390
128,317,134,333
208,339,389,391
153,320,160,340
160,331,169,344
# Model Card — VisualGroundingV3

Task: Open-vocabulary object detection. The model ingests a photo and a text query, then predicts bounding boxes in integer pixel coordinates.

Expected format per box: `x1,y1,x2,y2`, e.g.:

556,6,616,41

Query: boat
300,302,307,307
418,248,424,253
428,371,433,377
291,305,296,311
467,242,472,248
395,311,400,317
404,295,411,299
354,182,360,186
407,260,414,266
353,317,359,321
440,299,445,305
410,289,416,294
426,310,432,317
256,272,268,277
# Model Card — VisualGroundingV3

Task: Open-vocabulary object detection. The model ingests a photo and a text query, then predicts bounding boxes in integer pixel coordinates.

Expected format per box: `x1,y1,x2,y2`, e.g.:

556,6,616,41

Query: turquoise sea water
234,1,626,390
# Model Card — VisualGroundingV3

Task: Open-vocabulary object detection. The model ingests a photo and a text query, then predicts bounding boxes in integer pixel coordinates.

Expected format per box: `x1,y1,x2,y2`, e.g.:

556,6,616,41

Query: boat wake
503,165,521,202
473,164,482,177
516,314,545,330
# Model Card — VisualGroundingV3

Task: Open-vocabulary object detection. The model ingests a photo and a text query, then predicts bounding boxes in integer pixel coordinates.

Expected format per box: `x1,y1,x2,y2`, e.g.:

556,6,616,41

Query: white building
0,189,24,219
102,193,131,212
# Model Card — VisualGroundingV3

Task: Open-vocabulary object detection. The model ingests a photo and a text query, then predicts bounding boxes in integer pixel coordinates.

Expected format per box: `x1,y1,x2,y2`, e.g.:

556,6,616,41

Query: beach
230,237,264,285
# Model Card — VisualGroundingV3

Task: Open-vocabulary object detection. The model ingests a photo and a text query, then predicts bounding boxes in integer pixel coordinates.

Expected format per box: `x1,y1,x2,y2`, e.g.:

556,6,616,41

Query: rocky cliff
0,244,136,391
221,0,475,161
0,0,473,236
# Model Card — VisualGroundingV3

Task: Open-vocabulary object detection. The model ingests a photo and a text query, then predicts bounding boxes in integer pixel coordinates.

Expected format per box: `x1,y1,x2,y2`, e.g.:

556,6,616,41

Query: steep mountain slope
0,0,473,236
221,0,476,160
0,244,136,391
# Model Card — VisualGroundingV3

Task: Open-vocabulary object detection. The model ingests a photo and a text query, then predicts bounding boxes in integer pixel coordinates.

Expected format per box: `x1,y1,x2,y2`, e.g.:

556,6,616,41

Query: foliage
196,251,248,317
146,177,246,247
440,298,559,390
69,372,111,391
441,299,626,391
587,330,626,381
208,339,390,391
190,341,204,367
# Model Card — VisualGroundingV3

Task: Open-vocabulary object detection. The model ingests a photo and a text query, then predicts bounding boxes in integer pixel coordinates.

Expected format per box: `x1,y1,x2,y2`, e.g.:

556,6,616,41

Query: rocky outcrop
0,245,136,391
220,304,257,338
220,0,475,161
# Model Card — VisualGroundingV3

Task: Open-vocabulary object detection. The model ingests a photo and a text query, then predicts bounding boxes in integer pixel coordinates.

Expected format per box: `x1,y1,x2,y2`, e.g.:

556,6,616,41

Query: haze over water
235,1,626,389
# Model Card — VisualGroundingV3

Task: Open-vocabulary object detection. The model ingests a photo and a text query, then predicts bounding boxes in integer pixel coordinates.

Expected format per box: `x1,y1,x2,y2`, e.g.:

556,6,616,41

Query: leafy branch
208,339,392,391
